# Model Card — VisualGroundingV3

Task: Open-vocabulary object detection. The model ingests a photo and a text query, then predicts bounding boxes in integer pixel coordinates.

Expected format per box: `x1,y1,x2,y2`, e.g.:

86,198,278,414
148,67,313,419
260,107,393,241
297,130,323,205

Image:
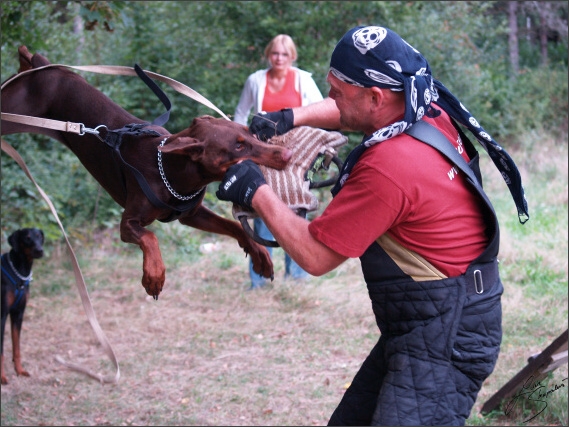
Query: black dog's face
8,228,44,259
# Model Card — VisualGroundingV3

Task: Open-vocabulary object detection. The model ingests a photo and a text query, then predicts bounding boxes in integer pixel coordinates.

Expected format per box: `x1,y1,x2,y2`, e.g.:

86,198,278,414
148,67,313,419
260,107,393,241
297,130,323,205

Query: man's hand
216,160,267,210
249,108,294,141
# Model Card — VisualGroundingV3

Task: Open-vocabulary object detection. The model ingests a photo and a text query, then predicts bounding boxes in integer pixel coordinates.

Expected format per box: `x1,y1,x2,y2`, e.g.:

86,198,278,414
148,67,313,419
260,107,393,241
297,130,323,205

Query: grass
464,135,568,427
1,136,567,426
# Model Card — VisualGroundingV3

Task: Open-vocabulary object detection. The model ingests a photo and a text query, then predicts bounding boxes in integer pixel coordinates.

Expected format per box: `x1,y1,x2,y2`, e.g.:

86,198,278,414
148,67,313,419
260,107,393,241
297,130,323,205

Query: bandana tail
433,80,529,224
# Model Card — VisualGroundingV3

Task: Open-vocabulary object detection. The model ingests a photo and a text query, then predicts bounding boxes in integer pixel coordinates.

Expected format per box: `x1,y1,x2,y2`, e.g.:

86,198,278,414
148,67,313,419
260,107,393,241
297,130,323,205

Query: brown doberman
1,46,292,299
1,228,44,385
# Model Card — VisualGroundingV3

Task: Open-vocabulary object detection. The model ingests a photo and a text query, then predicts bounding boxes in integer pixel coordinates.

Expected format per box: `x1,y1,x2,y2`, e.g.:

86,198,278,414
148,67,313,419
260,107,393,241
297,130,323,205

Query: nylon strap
405,120,500,262
1,63,230,120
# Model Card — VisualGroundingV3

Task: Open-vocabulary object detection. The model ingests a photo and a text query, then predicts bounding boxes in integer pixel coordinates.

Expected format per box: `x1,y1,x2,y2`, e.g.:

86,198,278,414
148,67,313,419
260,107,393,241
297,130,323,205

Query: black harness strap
405,120,501,293
405,120,499,257
134,64,171,127
1,254,30,309
99,65,201,221
104,124,204,222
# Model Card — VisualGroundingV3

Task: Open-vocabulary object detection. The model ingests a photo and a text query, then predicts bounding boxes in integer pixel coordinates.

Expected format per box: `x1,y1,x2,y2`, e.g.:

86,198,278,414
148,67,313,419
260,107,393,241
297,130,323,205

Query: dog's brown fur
1,46,292,298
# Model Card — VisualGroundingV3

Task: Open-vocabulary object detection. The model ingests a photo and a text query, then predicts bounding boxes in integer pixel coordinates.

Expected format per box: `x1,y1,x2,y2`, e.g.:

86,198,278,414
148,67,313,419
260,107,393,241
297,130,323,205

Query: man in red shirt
217,26,528,426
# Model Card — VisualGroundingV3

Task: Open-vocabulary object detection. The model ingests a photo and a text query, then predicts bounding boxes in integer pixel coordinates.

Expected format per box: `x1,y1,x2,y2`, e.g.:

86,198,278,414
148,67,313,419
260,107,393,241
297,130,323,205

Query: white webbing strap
1,63,230,121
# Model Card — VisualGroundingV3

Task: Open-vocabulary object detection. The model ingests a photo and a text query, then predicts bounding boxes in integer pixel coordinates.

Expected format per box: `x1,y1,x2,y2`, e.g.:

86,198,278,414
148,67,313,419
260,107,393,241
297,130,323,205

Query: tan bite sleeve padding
233,126,348,221
377,234,448,282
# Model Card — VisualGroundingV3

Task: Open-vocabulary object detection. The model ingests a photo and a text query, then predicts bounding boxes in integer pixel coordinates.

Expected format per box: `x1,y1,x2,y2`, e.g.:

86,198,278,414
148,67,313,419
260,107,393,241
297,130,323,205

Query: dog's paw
15,368,30,377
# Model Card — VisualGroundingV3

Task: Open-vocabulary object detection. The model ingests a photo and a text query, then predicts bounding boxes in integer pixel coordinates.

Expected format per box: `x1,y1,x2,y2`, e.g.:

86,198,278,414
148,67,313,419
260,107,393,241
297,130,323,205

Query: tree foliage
1,1,567,241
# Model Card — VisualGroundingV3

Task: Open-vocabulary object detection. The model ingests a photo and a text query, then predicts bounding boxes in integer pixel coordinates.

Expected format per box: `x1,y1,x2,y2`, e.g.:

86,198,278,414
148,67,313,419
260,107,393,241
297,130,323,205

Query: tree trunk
508,1,519,76
538,3,549,66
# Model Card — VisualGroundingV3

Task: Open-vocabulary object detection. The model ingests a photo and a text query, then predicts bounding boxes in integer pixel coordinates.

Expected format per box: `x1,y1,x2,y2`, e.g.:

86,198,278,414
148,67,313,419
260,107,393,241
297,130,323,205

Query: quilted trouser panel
329,276,465,426
328,338,388,426
446,278,503,424
369,276,466,426
329,277,503,426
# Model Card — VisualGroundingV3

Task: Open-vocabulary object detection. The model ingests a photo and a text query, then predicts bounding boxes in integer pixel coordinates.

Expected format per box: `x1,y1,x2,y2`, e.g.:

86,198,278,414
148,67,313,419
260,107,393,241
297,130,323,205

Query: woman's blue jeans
249,218,308,288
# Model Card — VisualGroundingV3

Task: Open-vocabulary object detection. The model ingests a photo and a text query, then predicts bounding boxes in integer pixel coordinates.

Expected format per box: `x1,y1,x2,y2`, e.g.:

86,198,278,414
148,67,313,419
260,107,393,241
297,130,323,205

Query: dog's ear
38,229,45,244
8,230,21,250
158,137,204,162
191,115,215,125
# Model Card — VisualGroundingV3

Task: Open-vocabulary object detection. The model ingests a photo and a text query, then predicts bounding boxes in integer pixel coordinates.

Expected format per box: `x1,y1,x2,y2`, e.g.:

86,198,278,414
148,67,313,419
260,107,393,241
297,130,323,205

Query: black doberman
1,228,44,385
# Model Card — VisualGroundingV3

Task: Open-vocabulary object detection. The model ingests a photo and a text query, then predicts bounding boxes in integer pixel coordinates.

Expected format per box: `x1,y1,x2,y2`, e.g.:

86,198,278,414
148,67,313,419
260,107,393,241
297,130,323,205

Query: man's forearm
251,185,347,276
292,97,343,130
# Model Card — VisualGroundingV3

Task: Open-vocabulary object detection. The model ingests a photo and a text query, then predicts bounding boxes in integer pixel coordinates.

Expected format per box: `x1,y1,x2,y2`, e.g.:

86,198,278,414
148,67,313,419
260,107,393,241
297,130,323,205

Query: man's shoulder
362,133,448,173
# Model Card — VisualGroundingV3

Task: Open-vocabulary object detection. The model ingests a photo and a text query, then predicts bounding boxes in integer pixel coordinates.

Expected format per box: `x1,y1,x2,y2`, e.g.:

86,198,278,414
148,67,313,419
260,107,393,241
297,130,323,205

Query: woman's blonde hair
264,34,298,63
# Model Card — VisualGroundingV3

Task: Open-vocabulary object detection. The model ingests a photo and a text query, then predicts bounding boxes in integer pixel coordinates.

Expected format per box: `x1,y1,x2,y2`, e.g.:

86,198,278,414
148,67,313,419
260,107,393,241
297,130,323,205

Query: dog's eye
235,136,247,151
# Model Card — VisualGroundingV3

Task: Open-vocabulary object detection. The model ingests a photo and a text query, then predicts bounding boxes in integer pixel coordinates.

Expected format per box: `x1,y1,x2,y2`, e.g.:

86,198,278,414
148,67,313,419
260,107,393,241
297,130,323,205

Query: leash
0,62,229,384
1,138,121,385
1,62,230,121
1,62,230,139
2,62,212,219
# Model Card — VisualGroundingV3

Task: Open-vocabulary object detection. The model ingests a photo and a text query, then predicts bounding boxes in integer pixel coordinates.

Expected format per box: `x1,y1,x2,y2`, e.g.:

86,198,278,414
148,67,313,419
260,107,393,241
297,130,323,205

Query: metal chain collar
157,138,203,201
4,253,33,282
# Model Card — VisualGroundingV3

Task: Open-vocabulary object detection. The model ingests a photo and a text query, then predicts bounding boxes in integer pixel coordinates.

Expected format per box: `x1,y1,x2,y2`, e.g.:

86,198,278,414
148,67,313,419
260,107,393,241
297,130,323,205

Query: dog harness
100,64,204,222
1,253,32,310
102,123,205,222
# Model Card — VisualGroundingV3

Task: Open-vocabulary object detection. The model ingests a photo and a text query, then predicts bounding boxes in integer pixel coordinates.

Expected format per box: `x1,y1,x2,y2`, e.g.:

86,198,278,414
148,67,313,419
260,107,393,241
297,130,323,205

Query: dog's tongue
281,148,293,163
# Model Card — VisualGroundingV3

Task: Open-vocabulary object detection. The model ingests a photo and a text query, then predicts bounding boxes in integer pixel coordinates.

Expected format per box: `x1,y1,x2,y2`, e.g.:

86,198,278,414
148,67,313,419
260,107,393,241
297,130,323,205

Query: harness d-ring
81,124,108,142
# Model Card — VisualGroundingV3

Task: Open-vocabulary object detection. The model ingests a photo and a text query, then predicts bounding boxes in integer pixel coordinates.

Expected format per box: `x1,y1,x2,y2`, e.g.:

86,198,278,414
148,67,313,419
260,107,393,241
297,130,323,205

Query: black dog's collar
1,253,32,286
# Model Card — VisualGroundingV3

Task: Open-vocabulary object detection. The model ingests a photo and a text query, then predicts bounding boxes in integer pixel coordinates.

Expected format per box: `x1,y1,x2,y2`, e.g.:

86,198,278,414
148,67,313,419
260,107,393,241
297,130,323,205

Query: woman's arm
234,75,257,125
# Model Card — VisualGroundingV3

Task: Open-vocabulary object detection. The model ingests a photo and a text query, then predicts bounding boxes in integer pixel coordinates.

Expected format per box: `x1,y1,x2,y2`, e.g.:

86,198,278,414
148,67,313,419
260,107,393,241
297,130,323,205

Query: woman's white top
234,67,324,125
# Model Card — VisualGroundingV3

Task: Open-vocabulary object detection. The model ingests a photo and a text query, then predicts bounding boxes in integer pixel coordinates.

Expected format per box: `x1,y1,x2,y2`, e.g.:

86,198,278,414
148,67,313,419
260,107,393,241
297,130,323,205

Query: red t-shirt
308,108,488,277
262,70,301,112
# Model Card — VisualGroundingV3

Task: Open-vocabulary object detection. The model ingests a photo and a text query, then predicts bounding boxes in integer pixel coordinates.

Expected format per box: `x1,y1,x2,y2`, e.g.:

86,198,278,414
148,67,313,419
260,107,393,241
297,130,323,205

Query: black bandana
329,26,529,224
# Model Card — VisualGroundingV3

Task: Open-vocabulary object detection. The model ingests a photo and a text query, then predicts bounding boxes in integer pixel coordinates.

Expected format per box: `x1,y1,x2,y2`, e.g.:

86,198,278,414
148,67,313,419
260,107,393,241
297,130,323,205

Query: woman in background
234,34,323,289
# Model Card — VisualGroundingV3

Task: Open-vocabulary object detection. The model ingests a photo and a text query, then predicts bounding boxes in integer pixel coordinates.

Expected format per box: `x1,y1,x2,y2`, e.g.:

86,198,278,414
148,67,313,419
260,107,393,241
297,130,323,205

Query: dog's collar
158,137,205,201
1,253,33,282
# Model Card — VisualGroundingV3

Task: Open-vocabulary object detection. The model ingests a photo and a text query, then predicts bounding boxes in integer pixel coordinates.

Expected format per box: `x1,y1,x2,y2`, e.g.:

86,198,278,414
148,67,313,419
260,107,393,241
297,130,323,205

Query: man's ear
369,86,385,108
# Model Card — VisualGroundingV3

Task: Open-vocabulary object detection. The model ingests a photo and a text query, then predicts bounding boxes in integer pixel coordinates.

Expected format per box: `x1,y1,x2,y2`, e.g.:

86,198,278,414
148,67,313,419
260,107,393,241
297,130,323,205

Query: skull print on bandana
353,26,387,54
329,26,529,224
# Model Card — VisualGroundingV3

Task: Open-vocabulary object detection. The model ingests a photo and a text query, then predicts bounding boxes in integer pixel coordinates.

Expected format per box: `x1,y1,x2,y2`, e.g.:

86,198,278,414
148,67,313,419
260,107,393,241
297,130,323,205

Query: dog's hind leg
1,355,6,384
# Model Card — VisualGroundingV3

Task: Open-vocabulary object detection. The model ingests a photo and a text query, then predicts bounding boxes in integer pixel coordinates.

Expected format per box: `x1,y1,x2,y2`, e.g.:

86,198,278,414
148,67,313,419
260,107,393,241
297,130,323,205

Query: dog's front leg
120,214,165,299
11,317,29,378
